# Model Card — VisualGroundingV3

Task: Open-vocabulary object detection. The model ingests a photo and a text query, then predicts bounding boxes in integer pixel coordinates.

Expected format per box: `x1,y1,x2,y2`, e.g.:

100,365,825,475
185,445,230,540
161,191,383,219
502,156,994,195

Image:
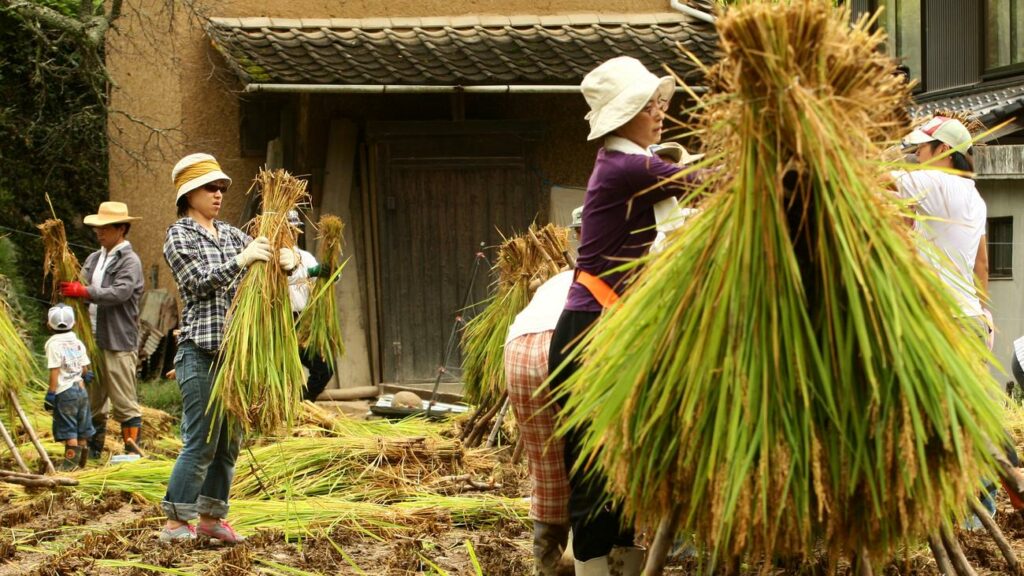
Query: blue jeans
52,386,95,441
161,341,241,521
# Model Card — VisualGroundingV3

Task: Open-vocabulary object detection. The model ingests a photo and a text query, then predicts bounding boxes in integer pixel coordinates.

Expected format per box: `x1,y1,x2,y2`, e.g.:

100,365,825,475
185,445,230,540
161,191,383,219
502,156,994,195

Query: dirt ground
3,408,1024,575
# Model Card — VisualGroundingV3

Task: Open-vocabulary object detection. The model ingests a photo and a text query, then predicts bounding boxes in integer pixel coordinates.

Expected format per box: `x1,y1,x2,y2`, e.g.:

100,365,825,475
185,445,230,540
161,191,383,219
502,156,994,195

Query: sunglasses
202,183,229,193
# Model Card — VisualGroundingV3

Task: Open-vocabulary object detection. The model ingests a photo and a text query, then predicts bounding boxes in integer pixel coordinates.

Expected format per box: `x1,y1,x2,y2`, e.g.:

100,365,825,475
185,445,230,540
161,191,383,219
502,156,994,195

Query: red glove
59,281,89,299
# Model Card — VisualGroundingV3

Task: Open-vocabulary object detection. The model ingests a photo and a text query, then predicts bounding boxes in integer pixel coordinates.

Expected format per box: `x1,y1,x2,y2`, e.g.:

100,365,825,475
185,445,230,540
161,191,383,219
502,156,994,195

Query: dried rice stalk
210,168,309,436
296,215,346,371
0,294,35,397
37,218,105,386
460,223,569,406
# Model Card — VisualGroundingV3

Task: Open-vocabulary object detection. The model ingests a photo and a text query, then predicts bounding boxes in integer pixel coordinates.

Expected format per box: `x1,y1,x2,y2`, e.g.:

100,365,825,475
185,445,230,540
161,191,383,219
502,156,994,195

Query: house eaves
204,12,719,91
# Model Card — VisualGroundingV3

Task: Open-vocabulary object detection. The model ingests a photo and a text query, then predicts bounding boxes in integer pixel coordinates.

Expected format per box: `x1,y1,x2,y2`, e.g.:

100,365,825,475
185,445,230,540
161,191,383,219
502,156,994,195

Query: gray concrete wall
980,177,1024,385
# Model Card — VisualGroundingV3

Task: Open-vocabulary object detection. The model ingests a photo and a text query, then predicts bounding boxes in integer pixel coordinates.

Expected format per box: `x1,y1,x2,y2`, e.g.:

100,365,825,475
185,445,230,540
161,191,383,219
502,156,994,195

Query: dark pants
548,309,634,561
300,348,334,402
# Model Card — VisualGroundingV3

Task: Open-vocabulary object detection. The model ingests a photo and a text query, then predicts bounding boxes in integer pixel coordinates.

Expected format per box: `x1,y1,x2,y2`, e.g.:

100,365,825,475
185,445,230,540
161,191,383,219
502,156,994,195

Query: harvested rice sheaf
297,215,346,371
0,296,35,397
209,168,309,436
37,218,105,387
556,0,1004,568
461,224,569,406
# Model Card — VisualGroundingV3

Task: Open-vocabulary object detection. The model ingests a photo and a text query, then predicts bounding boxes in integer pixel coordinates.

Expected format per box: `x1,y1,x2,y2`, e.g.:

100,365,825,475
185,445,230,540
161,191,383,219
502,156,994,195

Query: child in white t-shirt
44,304,95,471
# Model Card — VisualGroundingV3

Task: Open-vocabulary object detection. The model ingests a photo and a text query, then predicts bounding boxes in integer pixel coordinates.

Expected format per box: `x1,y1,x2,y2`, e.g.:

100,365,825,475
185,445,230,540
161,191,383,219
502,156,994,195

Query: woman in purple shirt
548,57,698,574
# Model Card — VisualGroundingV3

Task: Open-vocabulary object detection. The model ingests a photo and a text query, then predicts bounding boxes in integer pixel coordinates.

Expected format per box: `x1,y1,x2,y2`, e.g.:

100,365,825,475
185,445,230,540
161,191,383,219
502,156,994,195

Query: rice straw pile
38,218,105,384
210,168,308,436
0,294,35,397
461,223,569,406
297,215,346,370
555,0,1004,567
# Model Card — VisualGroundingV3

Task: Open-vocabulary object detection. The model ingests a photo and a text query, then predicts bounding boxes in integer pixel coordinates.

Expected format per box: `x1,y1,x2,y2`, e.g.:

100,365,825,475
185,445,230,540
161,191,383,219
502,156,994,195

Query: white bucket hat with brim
171,153,232,204
582,56,675,141
83,201,141,227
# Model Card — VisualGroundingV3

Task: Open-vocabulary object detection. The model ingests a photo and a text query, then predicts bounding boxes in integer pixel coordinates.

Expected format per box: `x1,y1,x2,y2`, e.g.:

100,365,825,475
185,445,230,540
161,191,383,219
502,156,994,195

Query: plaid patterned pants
504,330,570,524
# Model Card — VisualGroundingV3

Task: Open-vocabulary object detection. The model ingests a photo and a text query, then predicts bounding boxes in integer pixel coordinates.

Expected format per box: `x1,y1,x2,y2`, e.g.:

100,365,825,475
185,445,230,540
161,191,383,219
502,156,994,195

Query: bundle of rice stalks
296,402,448,440
556,0,1005,568
37,218,105,385
232,435,469,499
210,168,309,436
297,215,346,371
0,295,36,397
460,224,569,406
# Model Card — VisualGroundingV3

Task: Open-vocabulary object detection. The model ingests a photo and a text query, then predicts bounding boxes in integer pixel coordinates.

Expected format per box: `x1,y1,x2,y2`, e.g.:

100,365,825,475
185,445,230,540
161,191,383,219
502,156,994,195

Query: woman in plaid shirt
158,153,289,545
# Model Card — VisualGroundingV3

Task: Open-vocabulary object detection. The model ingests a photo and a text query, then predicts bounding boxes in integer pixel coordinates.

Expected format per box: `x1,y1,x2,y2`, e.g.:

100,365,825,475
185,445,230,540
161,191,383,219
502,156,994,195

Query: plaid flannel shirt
163,218,252,352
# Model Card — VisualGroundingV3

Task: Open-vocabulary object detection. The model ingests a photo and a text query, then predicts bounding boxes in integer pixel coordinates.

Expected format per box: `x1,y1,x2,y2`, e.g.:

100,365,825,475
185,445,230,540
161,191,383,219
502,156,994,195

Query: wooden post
940,525,978,576
0,416,29,473
8,391,56,475
929,533,955,575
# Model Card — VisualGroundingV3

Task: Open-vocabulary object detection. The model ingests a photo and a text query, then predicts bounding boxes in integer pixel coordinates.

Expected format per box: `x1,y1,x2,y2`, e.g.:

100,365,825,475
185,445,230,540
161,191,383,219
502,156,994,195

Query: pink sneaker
197,520,246,545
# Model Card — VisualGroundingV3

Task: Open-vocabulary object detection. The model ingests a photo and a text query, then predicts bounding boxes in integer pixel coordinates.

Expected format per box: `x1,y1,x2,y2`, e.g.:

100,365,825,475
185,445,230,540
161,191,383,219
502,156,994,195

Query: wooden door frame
363,120,543,384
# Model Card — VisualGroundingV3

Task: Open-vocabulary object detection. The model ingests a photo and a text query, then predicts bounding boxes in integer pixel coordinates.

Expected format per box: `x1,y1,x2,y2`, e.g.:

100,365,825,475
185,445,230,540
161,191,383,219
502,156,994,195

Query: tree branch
2,0,87,38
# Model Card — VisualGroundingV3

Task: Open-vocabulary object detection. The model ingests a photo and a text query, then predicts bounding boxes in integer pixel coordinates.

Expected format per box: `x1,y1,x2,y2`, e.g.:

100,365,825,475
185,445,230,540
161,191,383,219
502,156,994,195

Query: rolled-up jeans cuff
161,500,198,522
197,495,229,518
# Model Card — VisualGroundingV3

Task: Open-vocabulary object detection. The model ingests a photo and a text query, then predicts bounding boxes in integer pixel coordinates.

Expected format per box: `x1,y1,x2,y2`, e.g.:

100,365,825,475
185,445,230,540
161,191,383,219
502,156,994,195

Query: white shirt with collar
603,137,691,253
89,240,130,332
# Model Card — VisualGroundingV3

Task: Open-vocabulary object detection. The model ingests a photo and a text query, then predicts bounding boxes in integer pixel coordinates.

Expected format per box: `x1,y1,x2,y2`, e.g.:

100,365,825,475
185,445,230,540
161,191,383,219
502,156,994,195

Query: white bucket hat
582,56,675,141
171,153,232,204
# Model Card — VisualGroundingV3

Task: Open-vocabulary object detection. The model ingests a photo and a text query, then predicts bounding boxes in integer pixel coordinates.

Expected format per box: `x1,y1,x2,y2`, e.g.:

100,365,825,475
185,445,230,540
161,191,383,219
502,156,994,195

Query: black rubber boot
88,414,108,458
60,446,82,472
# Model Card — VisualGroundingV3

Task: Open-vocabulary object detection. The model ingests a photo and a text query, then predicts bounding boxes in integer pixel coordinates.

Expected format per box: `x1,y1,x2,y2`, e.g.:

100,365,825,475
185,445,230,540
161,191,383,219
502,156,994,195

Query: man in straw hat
59,201,145,458
547,56,703,575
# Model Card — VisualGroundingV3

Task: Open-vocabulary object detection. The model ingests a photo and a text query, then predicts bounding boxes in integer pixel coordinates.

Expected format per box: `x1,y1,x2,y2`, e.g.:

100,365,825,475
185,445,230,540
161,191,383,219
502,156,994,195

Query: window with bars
989,216,1013,279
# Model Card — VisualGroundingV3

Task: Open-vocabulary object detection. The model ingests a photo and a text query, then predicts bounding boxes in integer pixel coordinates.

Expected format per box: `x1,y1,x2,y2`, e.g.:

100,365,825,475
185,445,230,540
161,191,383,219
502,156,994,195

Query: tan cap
83,202,141,227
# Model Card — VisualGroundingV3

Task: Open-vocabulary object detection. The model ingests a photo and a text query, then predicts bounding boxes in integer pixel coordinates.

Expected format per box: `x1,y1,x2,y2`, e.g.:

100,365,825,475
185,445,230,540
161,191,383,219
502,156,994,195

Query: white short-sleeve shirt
45,332,91,394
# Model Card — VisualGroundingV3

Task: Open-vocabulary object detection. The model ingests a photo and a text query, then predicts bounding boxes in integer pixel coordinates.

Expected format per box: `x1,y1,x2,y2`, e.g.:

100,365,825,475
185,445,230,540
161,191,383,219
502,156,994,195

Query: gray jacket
81,244,144,352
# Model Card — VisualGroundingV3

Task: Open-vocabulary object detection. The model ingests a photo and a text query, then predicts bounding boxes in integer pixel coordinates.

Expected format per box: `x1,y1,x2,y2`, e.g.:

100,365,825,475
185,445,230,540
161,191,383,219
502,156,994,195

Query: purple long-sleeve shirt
565,147,691,312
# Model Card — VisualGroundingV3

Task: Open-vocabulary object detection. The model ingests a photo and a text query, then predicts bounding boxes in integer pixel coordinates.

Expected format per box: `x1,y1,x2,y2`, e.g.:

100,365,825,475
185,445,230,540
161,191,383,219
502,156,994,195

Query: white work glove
235,237,272,268
278,247,300,272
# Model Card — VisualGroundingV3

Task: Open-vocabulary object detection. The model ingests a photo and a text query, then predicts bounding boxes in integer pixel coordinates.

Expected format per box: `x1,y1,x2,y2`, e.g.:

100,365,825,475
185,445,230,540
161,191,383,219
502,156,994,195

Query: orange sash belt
575,270,619,308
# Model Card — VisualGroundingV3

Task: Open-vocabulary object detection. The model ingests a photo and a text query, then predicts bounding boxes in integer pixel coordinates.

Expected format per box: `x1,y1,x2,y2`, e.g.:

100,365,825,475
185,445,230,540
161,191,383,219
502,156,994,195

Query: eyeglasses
202,183,228,193
643,98,670,116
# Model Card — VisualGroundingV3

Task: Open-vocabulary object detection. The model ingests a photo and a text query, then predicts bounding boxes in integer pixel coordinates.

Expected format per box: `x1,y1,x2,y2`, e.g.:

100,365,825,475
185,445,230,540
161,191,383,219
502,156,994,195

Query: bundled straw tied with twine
554,0,1005,569
38,218,105,385
297,215,346,371
209,168,309,436
461,223,569,408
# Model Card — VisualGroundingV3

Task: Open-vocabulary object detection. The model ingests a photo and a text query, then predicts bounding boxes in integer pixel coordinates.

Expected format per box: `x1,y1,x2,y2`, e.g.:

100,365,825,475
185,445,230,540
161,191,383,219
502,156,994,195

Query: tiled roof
912,79,1024,126
205,11,718,87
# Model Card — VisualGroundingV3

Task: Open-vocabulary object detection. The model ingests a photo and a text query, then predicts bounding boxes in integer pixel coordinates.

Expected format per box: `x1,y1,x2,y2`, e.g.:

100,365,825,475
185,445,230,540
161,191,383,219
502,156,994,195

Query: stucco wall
981,179,1024,385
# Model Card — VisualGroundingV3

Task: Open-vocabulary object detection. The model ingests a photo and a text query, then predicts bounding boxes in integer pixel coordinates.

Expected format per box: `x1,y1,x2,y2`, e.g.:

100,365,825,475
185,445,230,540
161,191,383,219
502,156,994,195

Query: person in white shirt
43,304,95,471
503,213,580,576
894,116,989,335
285,210,335,401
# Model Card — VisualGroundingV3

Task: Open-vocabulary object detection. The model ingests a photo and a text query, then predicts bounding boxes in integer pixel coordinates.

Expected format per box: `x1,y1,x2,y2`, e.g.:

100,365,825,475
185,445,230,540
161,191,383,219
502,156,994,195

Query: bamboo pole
8,391,56,474
929,533,955,575
0,469,78,487
968,499,1020,574
485,396,510,448
644,505,683,576
940,525,978,576
0,416,29,473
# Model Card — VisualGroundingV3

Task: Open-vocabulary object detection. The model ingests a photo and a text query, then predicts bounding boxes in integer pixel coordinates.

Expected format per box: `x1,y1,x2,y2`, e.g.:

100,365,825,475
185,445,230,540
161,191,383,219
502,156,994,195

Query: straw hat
650,142,705,165
83,202,141,227
582,56,675,141
171,153,232,203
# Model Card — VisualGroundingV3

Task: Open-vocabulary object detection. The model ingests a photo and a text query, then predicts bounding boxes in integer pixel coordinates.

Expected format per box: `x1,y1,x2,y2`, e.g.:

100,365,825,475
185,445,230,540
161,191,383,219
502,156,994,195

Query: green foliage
137,378,182,416
0,2,106,324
